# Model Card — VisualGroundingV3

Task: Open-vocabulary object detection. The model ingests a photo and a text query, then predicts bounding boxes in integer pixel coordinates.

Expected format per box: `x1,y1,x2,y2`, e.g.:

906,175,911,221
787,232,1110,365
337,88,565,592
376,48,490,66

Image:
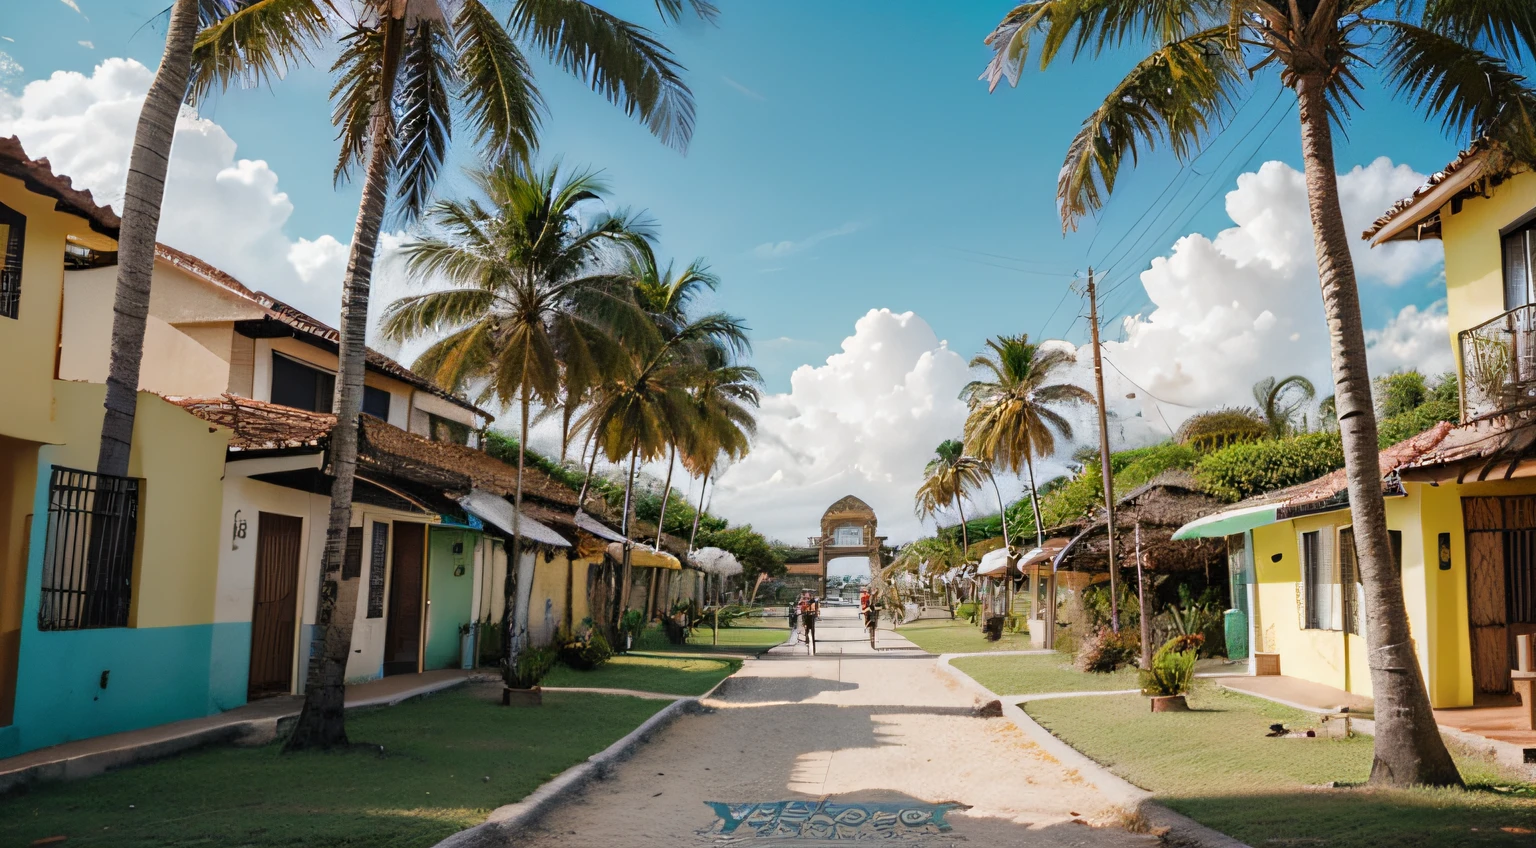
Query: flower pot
502,686,543,707
1149,694,1189,712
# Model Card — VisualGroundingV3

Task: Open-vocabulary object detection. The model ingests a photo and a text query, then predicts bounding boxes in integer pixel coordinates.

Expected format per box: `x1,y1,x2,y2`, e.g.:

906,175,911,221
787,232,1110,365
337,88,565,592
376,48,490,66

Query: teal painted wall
424,528,476,671
4,463,249,758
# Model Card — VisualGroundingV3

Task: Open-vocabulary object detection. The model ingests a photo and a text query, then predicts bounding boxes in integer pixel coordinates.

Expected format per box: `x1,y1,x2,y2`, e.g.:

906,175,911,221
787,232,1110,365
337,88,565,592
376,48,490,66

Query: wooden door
384,521,425,676
1462,496,1536,695
248,513,303,699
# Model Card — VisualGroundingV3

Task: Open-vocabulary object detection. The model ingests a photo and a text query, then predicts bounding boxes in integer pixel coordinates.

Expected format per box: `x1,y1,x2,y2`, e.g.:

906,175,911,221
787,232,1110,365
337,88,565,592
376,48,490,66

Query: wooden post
1087,267,1121,631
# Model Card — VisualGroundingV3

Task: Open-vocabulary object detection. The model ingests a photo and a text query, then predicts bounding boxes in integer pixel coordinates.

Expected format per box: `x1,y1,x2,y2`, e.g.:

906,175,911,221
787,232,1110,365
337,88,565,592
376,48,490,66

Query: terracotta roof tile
1362,141,1489,241
0,136,119,238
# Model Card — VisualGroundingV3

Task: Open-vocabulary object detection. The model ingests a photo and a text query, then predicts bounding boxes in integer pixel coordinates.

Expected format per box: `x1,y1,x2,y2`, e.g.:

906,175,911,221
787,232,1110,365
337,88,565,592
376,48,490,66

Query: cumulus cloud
1081,158,1448,434
0,58,354,324
752,221,860,260
708,309,973,543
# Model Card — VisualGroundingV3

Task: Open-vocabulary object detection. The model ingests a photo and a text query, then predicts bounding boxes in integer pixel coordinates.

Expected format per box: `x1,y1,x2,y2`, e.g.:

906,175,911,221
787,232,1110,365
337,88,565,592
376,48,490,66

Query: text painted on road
701,799,963,841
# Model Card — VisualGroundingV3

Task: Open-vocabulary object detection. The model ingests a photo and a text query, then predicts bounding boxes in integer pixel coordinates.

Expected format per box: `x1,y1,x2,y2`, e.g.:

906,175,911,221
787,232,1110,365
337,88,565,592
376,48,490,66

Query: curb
0,674,473,795
935,654,1252,848
431,695,702,848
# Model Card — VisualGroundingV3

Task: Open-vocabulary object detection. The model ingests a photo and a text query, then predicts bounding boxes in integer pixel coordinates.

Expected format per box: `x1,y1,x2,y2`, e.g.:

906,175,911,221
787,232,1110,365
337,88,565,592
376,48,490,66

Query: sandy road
513,607,1152,846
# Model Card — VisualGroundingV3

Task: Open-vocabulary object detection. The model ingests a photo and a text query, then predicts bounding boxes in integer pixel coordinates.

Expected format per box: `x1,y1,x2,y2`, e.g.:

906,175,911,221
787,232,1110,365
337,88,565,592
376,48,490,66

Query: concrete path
512,607,1153,846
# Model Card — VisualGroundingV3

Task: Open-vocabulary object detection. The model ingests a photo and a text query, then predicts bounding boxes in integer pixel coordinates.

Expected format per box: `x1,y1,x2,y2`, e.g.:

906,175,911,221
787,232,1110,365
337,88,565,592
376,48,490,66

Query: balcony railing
1459,304,1536,420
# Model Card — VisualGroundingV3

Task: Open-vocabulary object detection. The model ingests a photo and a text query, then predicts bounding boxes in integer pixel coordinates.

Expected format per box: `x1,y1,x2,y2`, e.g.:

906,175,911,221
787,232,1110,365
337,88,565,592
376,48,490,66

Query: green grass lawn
631,620,788,654
0,688,665,848
896,617,1035,654
952,651,1138,694
543,653,740,695
1027,684,1536,848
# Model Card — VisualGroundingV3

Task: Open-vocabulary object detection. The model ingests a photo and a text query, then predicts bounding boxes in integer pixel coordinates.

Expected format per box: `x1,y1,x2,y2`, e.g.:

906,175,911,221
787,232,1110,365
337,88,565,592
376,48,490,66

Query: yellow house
1176,141,1536,710
0,137,240,758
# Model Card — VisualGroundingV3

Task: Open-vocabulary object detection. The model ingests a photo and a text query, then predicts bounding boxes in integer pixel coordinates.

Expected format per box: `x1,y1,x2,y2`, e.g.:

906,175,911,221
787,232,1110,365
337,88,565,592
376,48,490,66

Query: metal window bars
0,203,24,320
38,466,141,630
1460,303,1536,420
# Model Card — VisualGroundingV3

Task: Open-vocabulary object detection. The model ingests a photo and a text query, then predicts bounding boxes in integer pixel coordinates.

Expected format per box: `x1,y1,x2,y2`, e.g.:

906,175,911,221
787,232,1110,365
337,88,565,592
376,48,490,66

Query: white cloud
0,58,353,324
752,221,860,260
1083,158,1448,434
0,51,20,86
78,41,94,50
59,0,84,15
708,309,974,543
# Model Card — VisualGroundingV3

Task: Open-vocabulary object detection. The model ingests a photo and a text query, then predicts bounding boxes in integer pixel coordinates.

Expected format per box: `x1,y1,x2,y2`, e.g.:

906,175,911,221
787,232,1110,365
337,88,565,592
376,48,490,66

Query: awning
458,489,570,548
1171,503,1279,541
1018,539,1070,568
977,547,1013,577
607,542,681,570
575,510,627,543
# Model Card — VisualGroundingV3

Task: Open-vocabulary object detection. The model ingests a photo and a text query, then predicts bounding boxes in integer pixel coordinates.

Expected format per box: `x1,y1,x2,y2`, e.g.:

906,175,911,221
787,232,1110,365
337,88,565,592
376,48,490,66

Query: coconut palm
193,0,714,750
961,335,1092,549
978,0,1531,787
579,312,748,621
1254,375,1317,437
679,347,761,548
383,162,652,663
915,439,986,554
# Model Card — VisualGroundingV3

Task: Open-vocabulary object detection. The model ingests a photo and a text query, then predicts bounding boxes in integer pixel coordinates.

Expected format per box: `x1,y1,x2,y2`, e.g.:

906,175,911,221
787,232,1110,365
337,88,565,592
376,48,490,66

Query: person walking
801,593,820,656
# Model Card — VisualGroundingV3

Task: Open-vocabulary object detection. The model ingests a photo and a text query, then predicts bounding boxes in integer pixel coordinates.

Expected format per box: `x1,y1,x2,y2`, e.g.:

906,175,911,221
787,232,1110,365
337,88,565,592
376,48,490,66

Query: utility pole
1086,268,1121,632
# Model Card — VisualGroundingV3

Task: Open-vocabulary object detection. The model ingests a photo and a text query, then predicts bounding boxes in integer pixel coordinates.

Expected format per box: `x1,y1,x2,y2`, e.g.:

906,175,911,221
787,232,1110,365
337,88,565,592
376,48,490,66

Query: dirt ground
511,607,1153,846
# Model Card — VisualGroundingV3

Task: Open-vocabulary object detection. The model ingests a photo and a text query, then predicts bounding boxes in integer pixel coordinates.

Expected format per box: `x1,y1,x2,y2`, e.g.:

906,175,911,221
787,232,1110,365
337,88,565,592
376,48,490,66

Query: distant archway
780,495,890,598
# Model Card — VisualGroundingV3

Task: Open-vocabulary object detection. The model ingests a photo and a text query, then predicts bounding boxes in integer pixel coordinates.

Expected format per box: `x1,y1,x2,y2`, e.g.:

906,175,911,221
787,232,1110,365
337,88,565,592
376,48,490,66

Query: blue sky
1,0,1465,393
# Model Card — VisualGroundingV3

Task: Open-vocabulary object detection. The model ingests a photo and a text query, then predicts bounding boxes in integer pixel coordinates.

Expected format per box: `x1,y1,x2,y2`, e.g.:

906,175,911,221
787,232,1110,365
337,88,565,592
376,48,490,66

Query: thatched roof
1051,470,1230,575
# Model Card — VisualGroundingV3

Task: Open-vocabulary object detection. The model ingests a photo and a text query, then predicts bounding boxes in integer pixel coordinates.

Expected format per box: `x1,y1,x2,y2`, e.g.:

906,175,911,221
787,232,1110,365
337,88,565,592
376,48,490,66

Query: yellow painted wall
1440,169,1536,363
0,435,40,724
0,174,90,444
44,381,231,628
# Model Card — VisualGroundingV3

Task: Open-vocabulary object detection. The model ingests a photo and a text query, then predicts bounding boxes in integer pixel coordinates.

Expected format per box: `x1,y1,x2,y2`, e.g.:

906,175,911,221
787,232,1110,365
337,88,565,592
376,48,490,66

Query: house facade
1176,144,1536,709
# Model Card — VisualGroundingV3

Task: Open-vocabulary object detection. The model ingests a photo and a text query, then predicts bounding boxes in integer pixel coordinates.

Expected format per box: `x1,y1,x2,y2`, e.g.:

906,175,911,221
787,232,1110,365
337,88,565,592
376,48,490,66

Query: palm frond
393,17,456,222
1421,0,1536,60
510,0,696,152
455,0,542,165
1057,26,1242,229
653,0,719,25
189,0,331,103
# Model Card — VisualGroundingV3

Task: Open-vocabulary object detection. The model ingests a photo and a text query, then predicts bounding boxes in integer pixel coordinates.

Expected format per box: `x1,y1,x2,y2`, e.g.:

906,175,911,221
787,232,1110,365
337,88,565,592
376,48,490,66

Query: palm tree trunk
617,441,640,620
688,471,710,551
559,396,575,463
95,0,198,477
654,446,677,550
1024,452,1046,623
577,425,601,507
1294,73,1460,788
507,389,532,661
284,84,396,752
984,469,1012,615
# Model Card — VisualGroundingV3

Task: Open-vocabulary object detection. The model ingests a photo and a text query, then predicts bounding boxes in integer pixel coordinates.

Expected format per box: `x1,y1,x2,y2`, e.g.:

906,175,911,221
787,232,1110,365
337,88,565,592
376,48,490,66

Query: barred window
39,467,141,630
0,201,24,320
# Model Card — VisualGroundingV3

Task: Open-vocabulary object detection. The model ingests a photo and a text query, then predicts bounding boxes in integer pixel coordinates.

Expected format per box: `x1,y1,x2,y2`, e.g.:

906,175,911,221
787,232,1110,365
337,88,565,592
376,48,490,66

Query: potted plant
559,625,613,671
618,608,645,653
1140,637,1199,712
501,646,557,706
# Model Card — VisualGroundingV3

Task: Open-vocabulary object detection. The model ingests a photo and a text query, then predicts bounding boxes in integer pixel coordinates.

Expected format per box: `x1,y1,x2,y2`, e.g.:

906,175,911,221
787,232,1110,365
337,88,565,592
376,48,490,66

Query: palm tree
679,347,761,547
383,162,652,664
1254,375,1317,437
580,311,748,624
915,439,985,556
194,0,714,751
977,0,1530,787
95,0,215,478
960,335,1092,551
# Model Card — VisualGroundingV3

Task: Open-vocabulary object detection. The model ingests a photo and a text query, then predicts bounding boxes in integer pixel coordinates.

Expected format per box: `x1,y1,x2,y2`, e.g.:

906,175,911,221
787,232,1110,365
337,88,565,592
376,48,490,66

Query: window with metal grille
0,201,24,320
39,467,141,630
1338,527,1363,636
1300,529,1339,631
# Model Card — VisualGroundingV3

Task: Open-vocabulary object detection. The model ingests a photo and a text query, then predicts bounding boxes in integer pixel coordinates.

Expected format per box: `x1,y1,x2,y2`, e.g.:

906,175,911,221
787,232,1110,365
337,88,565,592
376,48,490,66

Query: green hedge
1194,431,1345,502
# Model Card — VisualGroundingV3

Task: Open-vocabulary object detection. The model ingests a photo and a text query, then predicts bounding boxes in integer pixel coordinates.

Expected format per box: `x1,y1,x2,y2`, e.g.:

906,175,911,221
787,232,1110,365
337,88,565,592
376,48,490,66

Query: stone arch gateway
781,495,889,598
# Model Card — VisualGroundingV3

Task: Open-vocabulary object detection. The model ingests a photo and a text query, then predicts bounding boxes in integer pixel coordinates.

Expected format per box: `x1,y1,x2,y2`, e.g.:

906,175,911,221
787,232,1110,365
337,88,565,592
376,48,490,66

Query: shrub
1075,627,1140,673
617,608,645,651
502,646,557,690
1140,638,1198,697
956,602,981,623
559,629,613,671
1376,397,1457,447
1196,431,1344,502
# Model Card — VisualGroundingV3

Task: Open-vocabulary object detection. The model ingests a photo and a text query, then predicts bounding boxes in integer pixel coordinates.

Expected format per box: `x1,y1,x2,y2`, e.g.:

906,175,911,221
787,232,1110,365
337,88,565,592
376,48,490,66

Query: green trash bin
1224,608,1248,660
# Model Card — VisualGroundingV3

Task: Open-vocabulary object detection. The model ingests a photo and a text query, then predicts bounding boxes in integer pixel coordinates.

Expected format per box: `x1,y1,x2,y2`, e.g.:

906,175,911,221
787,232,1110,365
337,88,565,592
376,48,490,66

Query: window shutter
1298,531,1311,630
1505,230,1531,310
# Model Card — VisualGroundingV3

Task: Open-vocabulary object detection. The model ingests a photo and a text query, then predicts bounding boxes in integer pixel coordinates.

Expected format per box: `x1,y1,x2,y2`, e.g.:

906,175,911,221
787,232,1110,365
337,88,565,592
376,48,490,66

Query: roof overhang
1369,150,1487,245
1171,503,1280,541
575,510,627,543
459,489,569,548
976,546,1013,577
608,542,680,569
